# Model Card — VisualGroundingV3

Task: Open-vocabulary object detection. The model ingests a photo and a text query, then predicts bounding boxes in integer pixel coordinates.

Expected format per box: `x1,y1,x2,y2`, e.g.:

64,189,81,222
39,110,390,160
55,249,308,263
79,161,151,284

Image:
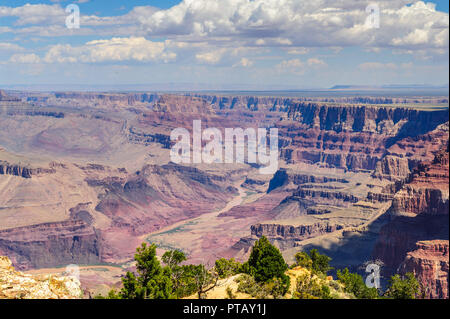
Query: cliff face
373,155,411,181
195,94,293,112
289,188,359,205
251,223,343,241
389,144,449,217
0,256,81,299
0,161,56,178
398,241,449,299
390,187,449,216
0,219,101,270
372,143,449,298
286,103,446,136
268,169,349,193
0,162,35,178
278,103,448,171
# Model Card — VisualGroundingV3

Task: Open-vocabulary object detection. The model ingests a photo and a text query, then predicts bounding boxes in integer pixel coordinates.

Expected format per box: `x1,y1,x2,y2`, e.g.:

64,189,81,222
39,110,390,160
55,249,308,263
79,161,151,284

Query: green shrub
162,250,186,270
293,249,332,275
385,273,420,299
236,274,285,299
173,264,199,298
294,272,332,299
215,258,241,279
247,237,288,279
244,236,290,295
118,243,174,299
336,268,379,299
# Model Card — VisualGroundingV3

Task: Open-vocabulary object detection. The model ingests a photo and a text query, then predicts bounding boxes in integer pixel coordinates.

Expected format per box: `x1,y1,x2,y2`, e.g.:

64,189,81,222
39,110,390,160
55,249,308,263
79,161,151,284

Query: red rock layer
250,223,343,241
0,219,100,270
278,103,448,171
372,143,449,298
398,240,449,299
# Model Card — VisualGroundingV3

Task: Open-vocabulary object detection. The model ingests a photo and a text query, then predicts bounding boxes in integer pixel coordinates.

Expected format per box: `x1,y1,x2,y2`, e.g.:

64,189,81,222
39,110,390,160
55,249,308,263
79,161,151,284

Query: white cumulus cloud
134,0,448,52
9,53,41,63
43,37,176,63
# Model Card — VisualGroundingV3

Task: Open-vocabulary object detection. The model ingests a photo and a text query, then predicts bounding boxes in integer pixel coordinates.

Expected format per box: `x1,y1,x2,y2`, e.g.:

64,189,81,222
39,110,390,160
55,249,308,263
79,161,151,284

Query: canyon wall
279,103,448,171
372,143,449,298
0,91,448,296
0,158,239,269
0,161,56,178
251,223,343,242
0,219,101,270
398,241,448,299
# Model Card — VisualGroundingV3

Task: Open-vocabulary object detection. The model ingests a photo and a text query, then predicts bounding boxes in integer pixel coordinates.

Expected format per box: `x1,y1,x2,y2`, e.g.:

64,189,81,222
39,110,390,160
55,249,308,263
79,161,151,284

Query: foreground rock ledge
0,256,82,299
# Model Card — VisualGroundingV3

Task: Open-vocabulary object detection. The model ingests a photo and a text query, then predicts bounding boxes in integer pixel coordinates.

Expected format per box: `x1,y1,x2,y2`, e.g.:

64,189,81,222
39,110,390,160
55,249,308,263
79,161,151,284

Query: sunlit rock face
0,256,82,299
373,144,449,298
398,240,449,299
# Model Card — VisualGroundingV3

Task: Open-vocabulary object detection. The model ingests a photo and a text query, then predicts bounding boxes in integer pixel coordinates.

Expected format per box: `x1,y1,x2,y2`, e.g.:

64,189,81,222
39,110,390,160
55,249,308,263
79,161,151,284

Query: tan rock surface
0,256,82,299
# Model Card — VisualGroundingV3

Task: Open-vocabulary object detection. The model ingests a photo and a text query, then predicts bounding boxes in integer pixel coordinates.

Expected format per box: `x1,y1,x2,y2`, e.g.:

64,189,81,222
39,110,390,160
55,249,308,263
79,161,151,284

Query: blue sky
0,0,448,90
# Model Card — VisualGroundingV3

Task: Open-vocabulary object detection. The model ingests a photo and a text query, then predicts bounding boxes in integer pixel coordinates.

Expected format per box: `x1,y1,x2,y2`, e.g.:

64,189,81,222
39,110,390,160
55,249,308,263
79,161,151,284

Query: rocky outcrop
290,188,359,204
0,162,35,178
233,221,344,253
398,241,449,299
251,222,343,241
267,169,349,193
390,187,449,217
127,127,171,148
0,161,56,178
372,143,449,298
389,144,449,217
373,155,411,181
372,213,448,273
0,256,81,299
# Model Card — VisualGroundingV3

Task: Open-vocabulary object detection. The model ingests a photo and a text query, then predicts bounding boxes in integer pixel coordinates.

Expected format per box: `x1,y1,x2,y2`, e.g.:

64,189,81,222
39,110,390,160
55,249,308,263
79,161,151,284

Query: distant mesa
330,85,375,90
330,84,449,91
